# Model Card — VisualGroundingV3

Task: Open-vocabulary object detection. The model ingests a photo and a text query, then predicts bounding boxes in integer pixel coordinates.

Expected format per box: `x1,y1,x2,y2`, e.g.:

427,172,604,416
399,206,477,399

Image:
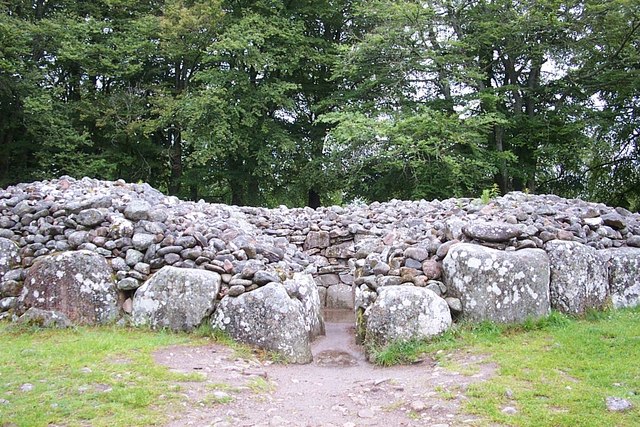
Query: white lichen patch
467,257,482,269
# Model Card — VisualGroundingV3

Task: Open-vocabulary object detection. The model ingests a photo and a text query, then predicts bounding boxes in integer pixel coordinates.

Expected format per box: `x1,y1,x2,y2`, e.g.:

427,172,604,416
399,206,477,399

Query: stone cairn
1,177,639,363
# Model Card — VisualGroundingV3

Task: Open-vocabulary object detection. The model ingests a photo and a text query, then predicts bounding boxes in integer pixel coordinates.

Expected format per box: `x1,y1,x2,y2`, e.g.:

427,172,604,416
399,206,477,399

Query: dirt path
155,321,496,427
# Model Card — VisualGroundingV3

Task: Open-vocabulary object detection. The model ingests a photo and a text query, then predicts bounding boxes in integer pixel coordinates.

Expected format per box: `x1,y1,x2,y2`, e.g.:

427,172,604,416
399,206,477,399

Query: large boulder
132,266,221,331
545,240,609,315
211,283,312,364
0,237,19,281
442,244,550,323
19,250,118,325
283,273,325,340
602,247,640,308
365,286,451,347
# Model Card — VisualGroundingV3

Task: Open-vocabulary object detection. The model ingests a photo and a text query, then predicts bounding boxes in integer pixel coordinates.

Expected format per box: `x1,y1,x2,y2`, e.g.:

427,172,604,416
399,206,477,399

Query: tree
323,0,639,208
183,0,362,206
323,0,507,201
573,0,640,209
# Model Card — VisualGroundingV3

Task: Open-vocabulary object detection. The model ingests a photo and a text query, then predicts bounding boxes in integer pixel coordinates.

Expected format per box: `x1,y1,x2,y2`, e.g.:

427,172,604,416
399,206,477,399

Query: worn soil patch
155,323,496,427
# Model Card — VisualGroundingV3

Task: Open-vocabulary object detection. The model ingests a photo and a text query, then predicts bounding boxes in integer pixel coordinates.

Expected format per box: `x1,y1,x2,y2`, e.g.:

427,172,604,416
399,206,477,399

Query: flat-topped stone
545,240,609,314
442,244,550,323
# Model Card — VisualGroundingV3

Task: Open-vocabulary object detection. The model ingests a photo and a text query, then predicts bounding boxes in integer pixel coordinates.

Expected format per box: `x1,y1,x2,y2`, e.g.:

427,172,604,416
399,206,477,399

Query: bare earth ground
155,323,497,427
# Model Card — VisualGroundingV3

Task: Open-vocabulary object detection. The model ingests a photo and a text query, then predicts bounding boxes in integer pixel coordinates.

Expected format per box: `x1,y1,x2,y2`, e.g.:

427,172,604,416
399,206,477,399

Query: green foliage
323,0,640,208
322,107,507,202
0,0,638,208
481,183,501,205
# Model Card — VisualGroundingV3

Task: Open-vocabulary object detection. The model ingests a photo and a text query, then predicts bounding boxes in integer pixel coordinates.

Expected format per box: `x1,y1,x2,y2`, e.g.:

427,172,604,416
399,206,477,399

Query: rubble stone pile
1,177,639,362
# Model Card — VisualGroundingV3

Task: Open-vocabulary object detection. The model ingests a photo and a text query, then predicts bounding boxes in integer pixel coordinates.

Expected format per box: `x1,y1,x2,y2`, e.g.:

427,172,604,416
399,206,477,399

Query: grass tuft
370,339,425,366
246,377,275,394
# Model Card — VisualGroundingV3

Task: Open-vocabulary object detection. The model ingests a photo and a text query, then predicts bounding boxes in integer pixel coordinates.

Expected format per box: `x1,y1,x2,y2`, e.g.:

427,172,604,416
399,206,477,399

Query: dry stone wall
1,177,640,361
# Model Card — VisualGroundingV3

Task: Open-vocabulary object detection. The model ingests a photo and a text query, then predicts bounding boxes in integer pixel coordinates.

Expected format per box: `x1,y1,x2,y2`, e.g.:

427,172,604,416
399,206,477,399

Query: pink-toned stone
19,250,118,325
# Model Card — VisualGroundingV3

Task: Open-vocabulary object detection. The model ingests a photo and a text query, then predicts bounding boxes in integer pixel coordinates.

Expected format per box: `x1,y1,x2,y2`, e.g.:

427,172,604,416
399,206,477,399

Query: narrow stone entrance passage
158,309,495,427
313,310,363,367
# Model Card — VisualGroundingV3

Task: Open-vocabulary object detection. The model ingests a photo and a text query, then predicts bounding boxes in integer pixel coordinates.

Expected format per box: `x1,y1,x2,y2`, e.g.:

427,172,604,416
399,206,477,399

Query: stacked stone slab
1,177,640,361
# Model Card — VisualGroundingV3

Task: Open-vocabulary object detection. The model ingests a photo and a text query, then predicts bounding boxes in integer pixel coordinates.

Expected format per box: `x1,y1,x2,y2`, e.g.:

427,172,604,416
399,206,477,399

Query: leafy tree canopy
0,0,638,209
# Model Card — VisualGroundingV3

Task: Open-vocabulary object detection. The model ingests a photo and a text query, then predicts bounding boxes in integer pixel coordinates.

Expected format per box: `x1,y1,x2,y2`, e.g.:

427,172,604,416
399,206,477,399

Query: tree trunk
228,158,246,206
494,125,509,193
230,177,244,206
190,184,198,201
246,176,261,207
231,189,243,206
168,127,182,195
308,189,321,209
0,131,12,184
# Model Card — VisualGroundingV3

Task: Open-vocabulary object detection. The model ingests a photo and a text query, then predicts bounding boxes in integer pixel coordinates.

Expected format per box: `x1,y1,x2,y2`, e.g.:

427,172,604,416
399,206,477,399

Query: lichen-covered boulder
19,250,118,325
442,244,550,323
0,237,19,281
132,266,221,331
284,273,324,340
545,240,609,314
365,286,451,347
211,283,312,364
602,247,640,308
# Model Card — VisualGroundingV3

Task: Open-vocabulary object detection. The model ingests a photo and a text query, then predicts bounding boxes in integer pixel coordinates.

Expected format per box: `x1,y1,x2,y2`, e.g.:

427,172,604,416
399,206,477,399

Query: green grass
434,385,458,400
370,308,640,426
246,376,275,394
0,323,205,427
3,308,639,427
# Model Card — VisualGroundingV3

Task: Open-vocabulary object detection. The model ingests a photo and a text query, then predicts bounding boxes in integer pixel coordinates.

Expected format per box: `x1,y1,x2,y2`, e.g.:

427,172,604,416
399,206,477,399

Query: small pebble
606,396,633,412
501,406,518,415
20,383,33,392
357,408,375,418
